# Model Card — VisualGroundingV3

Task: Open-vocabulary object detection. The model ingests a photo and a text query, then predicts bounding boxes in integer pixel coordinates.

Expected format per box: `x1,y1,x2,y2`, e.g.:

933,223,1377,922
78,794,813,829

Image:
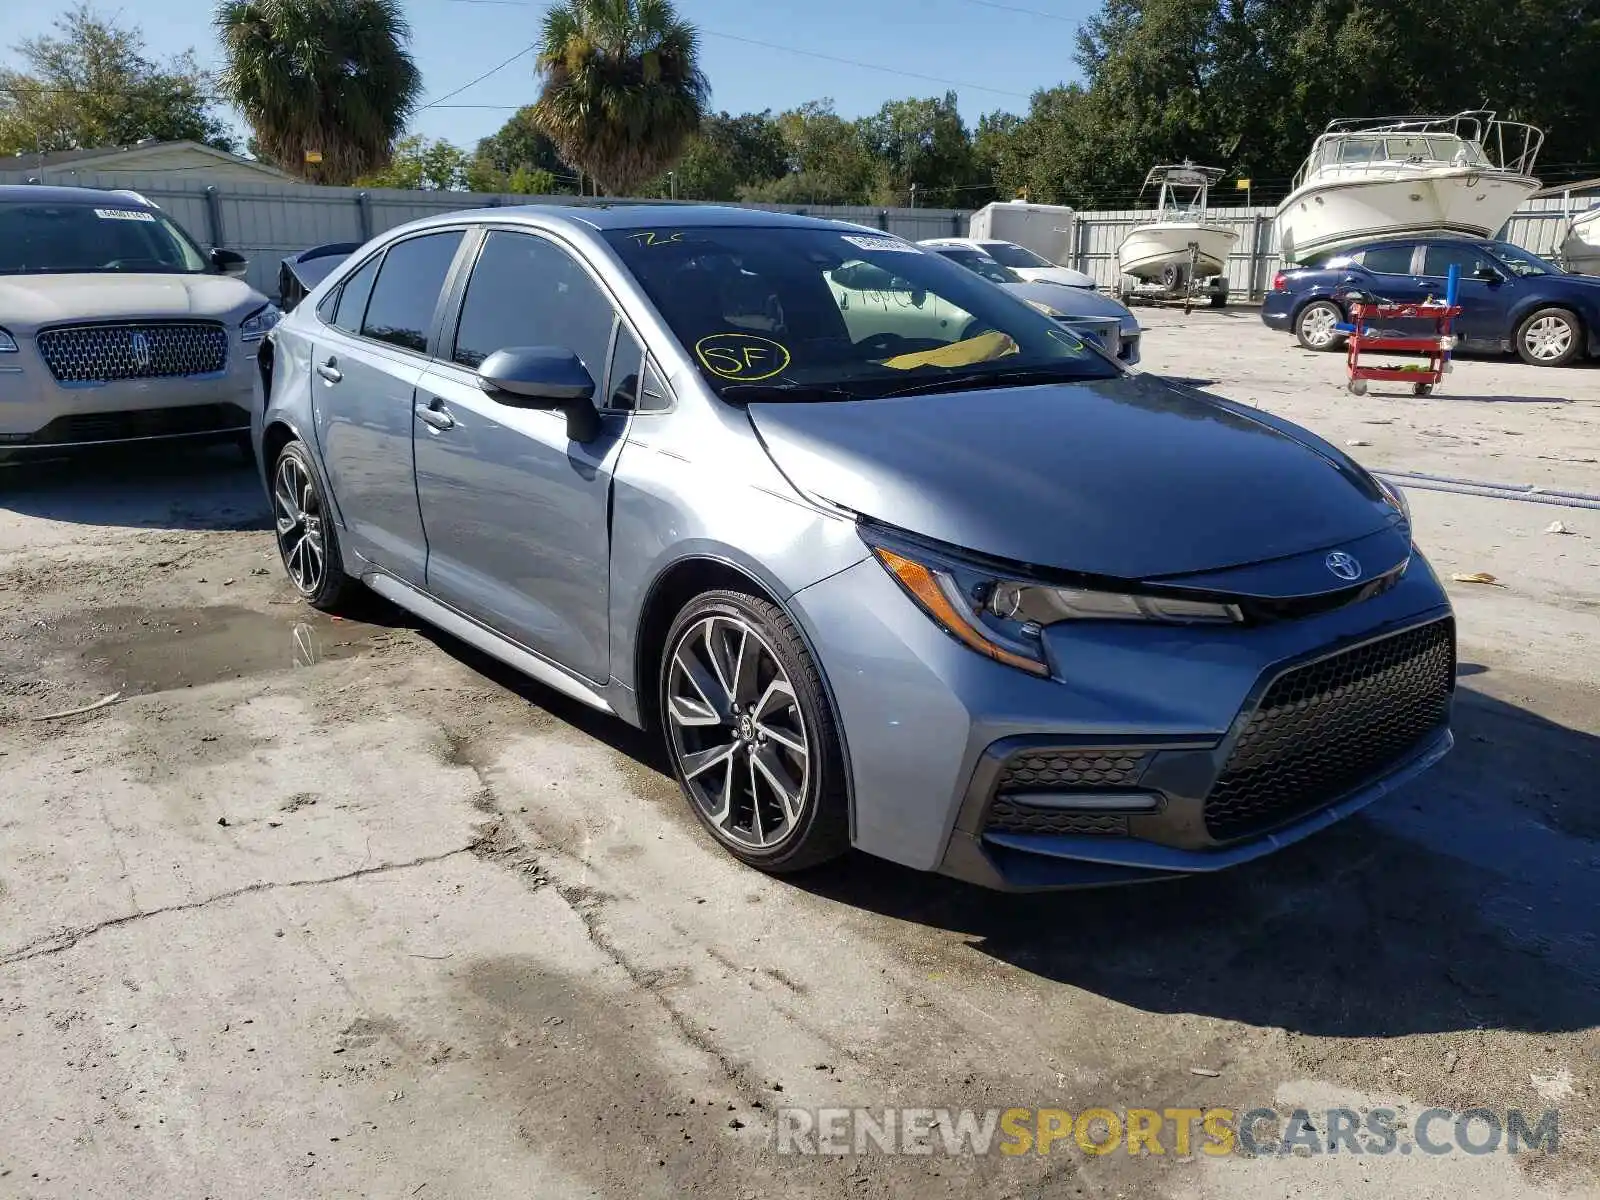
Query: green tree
530,0,709,196
359,133,468,190
471,105,571,187
0,6,232,155
857,91,981,207
739,99,879,205
658,110,787,200
215,0,423,185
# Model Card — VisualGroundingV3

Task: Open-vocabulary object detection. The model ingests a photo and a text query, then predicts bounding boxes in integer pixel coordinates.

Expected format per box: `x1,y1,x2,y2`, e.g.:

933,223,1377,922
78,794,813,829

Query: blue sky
3,0,1097,149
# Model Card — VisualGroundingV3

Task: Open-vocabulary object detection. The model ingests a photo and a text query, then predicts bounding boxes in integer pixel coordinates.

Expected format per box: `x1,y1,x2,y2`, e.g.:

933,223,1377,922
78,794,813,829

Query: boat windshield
1320,135,1486,169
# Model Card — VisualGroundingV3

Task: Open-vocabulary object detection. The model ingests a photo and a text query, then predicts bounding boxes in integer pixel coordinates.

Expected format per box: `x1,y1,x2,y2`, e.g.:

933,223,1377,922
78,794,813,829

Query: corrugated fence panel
2,168,1590,298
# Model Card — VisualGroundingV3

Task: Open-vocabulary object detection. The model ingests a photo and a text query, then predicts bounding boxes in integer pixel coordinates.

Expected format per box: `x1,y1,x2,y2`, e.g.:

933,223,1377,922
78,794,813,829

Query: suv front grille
1204,619,1454,841
38,322,229,384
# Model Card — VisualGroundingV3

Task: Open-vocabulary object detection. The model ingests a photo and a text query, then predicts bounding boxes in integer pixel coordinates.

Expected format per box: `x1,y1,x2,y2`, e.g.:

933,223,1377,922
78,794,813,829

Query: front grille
1204,619,1454,841
38,322,229,384
16,403,250,446
987,799,1128,837
998,749,1149,794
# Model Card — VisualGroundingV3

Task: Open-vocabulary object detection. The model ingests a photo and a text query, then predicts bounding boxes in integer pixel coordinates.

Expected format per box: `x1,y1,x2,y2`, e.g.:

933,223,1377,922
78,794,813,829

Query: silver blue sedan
255,205,1453,889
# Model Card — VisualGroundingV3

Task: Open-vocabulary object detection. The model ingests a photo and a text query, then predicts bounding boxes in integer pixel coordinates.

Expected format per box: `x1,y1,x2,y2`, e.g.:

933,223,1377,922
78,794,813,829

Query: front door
413,229,630,683
311,230,465,583
1414,242,1510,350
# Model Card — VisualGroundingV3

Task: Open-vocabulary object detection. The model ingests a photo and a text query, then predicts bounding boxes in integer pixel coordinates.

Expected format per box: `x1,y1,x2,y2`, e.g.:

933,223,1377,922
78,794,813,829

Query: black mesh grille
1204,619,1454,841
998,750,1149,793
986,800,1128,837
38,322,229,384
15,403,249,446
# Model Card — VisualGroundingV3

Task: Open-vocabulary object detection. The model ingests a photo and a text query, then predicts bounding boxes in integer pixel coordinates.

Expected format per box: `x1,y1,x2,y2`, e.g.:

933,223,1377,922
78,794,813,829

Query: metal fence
0,168,1586,302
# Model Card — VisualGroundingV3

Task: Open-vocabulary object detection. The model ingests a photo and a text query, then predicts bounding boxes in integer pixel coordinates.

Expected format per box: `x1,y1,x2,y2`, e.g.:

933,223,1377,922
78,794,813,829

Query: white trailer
968,201,1077,268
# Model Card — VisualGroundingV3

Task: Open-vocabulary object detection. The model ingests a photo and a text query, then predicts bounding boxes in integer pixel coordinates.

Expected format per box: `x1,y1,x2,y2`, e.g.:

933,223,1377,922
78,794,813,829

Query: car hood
0,272,263,331
748,373,1396,580
1015,265,1098,289
1001,281,1138,333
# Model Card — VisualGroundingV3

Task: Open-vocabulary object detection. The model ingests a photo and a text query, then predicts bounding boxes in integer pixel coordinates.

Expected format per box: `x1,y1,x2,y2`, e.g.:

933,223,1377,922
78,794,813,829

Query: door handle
316,358,343,384
414,399,455,431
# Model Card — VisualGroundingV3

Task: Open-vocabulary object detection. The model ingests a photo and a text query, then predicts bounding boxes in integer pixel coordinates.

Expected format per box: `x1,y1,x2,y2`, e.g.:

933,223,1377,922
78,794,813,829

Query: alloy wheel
1299,304,1338,348
1523,315,1574,362
273,454,326,595
665,614,810,850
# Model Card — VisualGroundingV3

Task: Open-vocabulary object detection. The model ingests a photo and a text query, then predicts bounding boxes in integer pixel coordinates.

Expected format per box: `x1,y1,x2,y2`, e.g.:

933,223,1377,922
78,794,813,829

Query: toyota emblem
129,331,153,370
1325,551,1362,581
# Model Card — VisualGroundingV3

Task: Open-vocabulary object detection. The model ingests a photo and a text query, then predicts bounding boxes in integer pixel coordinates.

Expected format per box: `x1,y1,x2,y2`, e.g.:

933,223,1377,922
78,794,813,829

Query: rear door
412,228,631,682
312,229,466,583
1415,242,1509,348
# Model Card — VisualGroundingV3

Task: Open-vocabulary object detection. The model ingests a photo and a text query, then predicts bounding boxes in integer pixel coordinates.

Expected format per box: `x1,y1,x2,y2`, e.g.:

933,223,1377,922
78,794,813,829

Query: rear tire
659,589,849,874
271,440,359,612
1514,307,1582,367
1295,299,1345,351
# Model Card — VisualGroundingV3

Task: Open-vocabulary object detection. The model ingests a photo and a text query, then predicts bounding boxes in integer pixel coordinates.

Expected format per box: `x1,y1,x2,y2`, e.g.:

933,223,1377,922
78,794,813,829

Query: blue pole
1443,263,1461,369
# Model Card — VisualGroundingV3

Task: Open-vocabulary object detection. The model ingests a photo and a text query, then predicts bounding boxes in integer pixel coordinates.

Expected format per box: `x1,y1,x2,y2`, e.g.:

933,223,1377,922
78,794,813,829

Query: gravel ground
1,310,1596,1199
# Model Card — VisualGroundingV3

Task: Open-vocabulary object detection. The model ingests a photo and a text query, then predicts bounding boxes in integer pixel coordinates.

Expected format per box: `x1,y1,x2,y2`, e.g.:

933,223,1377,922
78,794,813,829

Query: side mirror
211,247,249,278
477,347,600,443
1472,265,1503,284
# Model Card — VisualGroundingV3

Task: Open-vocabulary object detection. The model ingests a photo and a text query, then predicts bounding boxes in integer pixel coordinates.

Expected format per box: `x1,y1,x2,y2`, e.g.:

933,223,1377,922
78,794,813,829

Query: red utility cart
1344,300,1461,396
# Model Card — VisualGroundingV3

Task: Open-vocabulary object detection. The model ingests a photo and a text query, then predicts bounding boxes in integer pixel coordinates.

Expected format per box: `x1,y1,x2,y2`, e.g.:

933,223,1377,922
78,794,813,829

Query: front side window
452,230,616,385
360,231,464,353
0,202,208,275
604,225,1117,400
1421,243,1495,278
983,242,1054,269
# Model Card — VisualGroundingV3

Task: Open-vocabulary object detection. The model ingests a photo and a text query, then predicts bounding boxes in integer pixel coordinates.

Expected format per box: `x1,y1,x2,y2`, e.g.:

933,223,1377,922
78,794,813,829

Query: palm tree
215,0,422,185
531,0,709,196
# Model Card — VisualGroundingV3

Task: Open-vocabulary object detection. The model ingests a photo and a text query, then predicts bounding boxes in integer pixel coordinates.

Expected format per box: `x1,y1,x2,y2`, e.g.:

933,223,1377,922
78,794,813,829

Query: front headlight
867,535,1242,678
240,303,282,342
1374,474,1410,528
0,327,17,353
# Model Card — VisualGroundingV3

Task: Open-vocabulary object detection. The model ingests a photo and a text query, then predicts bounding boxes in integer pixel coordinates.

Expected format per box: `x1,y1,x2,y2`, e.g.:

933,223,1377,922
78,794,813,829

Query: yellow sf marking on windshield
695,332,792,381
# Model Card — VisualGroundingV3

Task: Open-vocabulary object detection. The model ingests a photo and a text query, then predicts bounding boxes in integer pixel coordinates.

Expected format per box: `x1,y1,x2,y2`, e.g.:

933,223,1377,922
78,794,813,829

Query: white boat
1275,112,1543,264
1559,203,1600,274
1118,164,1240,282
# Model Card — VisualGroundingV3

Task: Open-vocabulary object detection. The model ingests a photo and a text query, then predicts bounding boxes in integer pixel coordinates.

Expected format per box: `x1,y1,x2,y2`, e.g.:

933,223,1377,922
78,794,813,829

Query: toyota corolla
255,205,1454,889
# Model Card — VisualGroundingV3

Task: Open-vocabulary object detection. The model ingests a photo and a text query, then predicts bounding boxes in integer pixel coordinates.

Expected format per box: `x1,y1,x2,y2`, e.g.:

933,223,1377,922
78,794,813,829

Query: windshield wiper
877,365,1104,399
719,382,863,403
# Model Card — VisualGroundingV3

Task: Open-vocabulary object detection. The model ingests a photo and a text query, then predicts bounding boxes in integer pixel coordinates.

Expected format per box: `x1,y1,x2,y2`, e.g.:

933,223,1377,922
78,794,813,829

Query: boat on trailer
1117,163,1239,309
1559,203,1600,275
1274,111,1543,264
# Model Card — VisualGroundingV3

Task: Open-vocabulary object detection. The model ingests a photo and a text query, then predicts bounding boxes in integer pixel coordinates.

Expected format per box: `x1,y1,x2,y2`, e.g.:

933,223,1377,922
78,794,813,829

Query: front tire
1295,299,1345,351
659,590,849,873
1514,307,1582,367
272,441,358,611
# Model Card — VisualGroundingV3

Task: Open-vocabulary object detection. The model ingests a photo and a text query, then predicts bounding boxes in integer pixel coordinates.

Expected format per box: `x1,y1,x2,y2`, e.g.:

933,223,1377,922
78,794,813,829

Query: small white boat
1275,112,1543,264
1559,203,1600,274
1116,164,1239,307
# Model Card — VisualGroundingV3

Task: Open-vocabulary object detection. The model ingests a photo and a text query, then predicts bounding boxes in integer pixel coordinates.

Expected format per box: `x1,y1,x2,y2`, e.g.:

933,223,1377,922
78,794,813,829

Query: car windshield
1486,242,1558,277
983,242,1054,269
0,202,209,275
604,226,1116,399
934,247,1021,284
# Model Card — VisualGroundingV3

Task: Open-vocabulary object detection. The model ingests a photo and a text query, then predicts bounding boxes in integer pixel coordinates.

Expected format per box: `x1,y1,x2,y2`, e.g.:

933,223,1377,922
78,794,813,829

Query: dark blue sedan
1262,238,1600,367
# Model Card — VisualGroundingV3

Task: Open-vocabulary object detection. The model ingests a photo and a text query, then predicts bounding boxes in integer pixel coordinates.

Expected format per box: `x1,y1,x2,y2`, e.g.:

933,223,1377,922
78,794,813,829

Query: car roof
409,202,879,235
0,183,158,208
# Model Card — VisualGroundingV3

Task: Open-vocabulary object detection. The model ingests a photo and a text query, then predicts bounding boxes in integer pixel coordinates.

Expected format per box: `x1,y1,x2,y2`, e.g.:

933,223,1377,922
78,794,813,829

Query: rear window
1358,246,1415,274
360,231,464,353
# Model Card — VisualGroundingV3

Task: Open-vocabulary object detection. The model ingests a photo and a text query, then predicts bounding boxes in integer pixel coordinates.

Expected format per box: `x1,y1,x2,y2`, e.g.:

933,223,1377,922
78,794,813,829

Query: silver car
0,185,278,454
258,205,1453,889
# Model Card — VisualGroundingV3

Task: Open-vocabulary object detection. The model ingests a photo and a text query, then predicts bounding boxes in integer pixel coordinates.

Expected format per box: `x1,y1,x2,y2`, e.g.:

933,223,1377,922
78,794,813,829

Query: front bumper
0,330,255,449
790,550,1454,890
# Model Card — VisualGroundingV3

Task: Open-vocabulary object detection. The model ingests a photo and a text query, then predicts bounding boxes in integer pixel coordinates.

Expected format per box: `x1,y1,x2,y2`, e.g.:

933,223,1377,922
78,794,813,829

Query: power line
700,31,1029,100
415,43,537,111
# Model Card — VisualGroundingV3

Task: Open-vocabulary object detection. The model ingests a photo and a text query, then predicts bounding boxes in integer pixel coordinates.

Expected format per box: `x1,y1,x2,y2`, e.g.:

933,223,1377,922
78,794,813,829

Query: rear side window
330,256,380,334
451,230,616,382
361,231,464,352
1359,245,1415,275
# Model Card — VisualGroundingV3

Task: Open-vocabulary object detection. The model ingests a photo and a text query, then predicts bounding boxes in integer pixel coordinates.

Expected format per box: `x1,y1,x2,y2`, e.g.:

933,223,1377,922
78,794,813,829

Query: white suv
0,184,278,456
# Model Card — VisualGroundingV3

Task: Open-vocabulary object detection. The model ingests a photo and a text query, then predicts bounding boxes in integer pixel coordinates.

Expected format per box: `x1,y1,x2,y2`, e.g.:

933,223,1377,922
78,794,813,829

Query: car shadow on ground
0,442,270,531
796,678,1600,1039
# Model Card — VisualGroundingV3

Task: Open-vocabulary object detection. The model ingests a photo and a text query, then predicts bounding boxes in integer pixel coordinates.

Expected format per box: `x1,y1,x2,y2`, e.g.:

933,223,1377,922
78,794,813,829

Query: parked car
918,240,1142,365
0,184,278,455
920,236,1097,288
278,242,361,311
258,204,1453,890
1263,237,1600,366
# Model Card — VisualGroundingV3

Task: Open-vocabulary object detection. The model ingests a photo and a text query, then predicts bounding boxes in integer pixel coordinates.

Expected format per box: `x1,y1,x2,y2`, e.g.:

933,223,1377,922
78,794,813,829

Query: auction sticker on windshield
696,333,792,381
93,209,156,221
841,235,919,254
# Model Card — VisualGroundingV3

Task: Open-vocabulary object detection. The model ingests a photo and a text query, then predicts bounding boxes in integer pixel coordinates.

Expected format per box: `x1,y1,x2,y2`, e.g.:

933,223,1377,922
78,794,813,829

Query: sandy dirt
1,311,1596,1199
